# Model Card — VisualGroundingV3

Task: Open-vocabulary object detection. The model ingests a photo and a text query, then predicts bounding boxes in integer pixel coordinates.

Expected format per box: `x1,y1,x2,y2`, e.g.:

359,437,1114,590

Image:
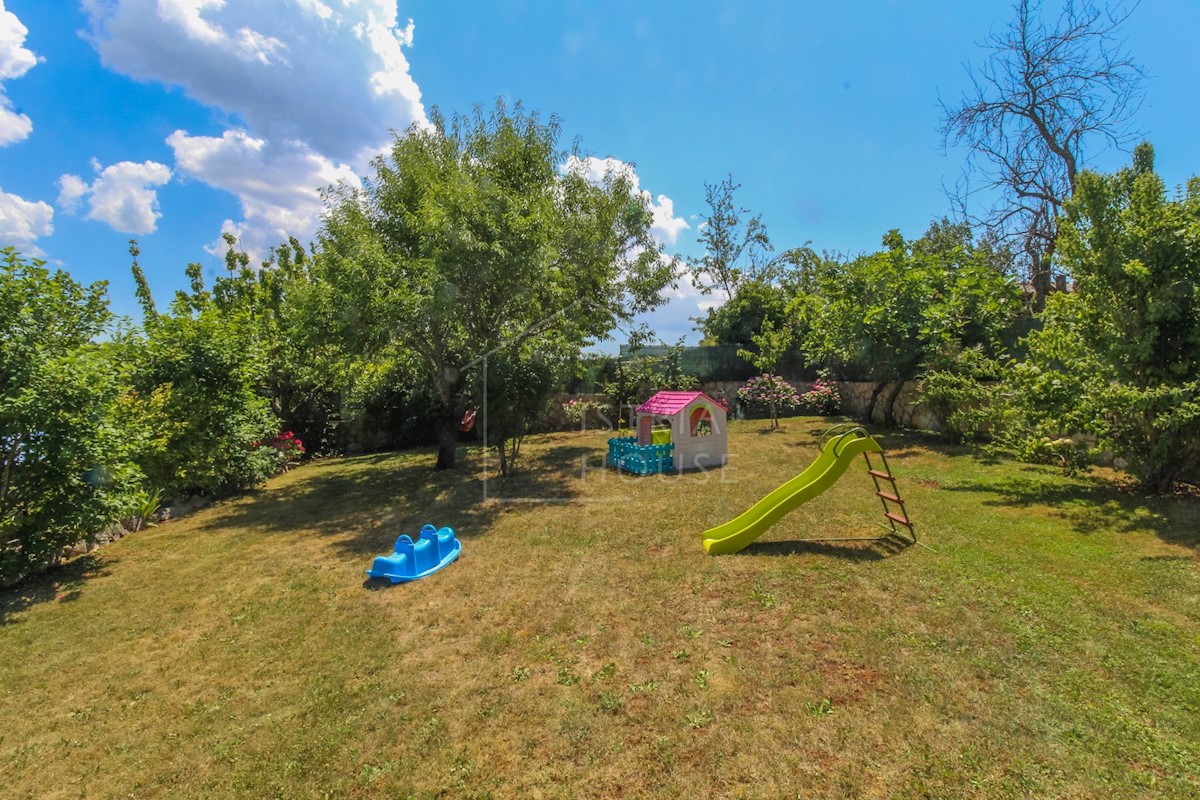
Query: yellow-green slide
702,428,883,555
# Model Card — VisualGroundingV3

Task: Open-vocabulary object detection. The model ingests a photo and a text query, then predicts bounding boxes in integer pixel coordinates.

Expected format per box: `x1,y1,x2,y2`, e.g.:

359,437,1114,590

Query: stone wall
552,379,948,433
699,379,945,430
835,381,943,430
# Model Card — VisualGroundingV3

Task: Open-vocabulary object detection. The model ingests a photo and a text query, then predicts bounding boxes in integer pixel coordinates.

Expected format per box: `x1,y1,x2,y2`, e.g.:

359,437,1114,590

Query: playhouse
607,390,728,475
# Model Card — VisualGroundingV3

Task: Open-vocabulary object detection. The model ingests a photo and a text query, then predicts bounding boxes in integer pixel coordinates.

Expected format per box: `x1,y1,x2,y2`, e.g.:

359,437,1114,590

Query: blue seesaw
366,524,461,583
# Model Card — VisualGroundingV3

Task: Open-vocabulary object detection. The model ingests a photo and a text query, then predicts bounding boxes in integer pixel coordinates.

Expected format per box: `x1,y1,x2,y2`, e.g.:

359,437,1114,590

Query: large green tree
698,278,789,346
0,249,141,585
315,100,674,470
1012,143,1200,491
797,221,1021,425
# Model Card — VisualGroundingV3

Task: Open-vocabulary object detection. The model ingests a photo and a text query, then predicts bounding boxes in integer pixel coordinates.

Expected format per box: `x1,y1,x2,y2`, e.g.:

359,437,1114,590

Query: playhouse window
690,407,713,436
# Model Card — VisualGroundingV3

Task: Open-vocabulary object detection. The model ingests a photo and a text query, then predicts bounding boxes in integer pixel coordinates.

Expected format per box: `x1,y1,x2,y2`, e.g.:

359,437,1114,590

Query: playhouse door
637,415,652,445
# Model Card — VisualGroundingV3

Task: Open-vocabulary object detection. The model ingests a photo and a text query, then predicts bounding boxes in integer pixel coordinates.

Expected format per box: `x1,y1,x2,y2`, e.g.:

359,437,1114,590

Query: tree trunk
865,382,887,425
882,381,906,428
496,437,509,477
434,414,458,470
1030,241,1054,313
1144,459,1180,495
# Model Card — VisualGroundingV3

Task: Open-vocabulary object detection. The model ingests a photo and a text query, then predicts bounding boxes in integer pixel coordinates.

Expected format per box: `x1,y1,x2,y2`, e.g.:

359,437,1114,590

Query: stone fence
547,379,944,434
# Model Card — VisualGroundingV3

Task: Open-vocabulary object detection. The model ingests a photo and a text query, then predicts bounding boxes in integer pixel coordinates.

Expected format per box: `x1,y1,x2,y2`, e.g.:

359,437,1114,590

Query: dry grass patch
2,419,1199,798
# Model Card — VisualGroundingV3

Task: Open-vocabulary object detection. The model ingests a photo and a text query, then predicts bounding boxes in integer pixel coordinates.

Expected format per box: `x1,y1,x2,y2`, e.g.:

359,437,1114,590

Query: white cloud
82,0,427,165
563,155,690,246
58,159,173,234
0,2,39,146
57,174,88,213
167,128,359,257
0,186,53,255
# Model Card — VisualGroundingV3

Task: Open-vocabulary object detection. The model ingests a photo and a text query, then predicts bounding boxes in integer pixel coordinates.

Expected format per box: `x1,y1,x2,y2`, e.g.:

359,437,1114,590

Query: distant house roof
635,390,724,416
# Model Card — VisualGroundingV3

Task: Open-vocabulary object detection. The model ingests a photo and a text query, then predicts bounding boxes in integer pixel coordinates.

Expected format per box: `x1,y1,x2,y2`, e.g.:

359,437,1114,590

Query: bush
128,266,280,497
561,398,610,429
796,377,840,415
1,250,143,585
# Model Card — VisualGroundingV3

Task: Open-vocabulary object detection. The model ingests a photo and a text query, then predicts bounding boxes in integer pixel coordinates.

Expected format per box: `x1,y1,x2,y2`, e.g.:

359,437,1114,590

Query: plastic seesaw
366,524,461,583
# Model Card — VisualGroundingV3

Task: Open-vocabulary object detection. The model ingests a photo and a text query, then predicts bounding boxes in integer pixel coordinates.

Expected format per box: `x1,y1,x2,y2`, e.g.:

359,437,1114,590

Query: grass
2,418,1198,799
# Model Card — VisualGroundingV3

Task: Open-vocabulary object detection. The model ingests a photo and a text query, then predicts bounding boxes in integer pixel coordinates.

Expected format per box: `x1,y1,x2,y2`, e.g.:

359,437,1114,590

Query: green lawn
2,419,1198,799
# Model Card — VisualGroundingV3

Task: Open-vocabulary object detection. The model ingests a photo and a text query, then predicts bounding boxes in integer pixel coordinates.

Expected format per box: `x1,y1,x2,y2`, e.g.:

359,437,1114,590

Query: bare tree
941,0,1144,310
690,174,774,299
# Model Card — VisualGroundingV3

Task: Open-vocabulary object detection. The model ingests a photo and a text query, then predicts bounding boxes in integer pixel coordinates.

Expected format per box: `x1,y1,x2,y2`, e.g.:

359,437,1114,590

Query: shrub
561,398,610,429
253,431,306,472
1,250,143,585
797,377,840,415
737,374,800,429
128,279,279,497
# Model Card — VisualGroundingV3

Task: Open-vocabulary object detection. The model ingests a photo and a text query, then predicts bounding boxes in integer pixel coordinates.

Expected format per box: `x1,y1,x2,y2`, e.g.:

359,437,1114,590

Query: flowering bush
797,378,841,415
254,431,306,471
561,398,610,429
737,374,801,429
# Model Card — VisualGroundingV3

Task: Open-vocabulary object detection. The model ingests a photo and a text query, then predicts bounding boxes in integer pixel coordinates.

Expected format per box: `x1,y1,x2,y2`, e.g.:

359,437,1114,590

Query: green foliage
655,340,699,393
797,219,1022,425
699,278,789,346
0,249,142,585
127,250,279,497
737,318,792,374
218,236,349,456
314,99,674,469
690,174,774,298
1009,144,1200,491
561,398,610,429
479,348,567,476
600,340,698,426
918,347,1015,442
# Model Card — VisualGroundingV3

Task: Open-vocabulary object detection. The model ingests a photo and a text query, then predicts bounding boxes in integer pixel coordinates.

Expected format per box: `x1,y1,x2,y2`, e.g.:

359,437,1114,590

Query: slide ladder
865,450,916,543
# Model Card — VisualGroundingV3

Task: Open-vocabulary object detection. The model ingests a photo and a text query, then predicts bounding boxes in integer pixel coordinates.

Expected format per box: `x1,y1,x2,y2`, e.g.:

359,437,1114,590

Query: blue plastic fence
607,436,675,475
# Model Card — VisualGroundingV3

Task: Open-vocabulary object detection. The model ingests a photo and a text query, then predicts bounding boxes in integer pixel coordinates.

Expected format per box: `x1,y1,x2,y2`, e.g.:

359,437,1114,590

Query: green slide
702,428,883,555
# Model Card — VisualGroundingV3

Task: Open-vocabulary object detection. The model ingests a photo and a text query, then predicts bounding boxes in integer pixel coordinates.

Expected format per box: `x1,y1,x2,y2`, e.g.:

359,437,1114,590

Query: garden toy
366,524,461,582
702,425,915,554
608,390,728,475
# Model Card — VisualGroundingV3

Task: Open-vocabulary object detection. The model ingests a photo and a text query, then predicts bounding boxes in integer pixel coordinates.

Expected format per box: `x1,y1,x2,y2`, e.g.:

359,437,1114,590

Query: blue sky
1,1,1197,347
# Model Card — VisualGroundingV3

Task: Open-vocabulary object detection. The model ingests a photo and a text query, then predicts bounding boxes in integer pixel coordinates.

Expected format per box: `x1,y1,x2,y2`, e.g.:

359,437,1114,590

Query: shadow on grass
0,554,107,625
942,470,1200,550
743,533,913,561
193,443,593,558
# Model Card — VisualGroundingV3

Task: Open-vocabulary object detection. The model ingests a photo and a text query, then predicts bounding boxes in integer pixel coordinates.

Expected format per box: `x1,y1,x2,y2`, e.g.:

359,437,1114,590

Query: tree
1011,143,1200,492
737,375,800,430
941,0,1144,310
738,319,792,376
314,100,674,470
478,347,568,476
601,338,698,428
797,222,1022,426
690,174,774,299
128,245,280,496
698,278,789,346
0,249,141,585
213,235,351,455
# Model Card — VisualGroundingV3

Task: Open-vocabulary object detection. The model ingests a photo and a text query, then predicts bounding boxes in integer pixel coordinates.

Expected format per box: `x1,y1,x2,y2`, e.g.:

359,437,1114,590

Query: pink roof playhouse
607,390,728,475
